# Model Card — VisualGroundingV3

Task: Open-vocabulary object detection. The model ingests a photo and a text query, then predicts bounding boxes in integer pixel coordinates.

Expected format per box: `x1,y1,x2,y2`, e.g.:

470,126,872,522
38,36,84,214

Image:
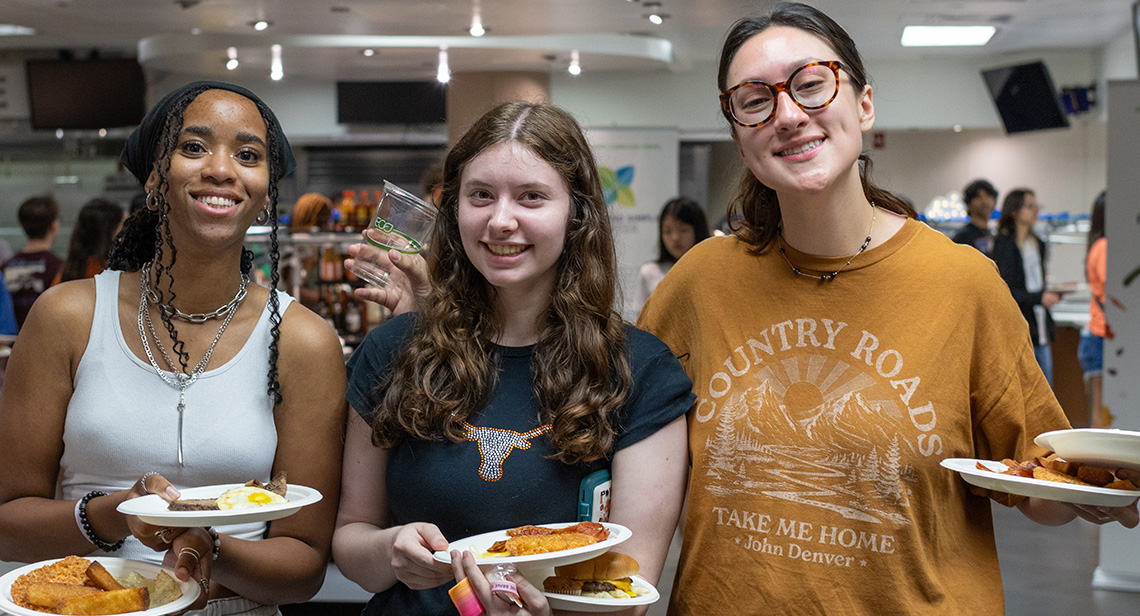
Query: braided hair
109,84,284,404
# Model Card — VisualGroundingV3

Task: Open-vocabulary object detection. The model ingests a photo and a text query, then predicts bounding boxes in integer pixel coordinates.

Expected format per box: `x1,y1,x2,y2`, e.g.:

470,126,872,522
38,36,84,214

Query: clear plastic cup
347,180,436,287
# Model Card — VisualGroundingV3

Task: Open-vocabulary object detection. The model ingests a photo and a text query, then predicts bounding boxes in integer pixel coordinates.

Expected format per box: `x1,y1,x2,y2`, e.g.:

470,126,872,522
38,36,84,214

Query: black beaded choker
777,203,876,282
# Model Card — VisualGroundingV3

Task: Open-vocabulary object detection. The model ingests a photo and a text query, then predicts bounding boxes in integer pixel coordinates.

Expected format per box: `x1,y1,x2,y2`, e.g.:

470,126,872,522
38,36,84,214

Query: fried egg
216,486,288,510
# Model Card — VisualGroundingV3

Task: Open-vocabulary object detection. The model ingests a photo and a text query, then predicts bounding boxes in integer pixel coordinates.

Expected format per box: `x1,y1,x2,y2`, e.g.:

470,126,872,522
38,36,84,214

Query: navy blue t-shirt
344,313,694,615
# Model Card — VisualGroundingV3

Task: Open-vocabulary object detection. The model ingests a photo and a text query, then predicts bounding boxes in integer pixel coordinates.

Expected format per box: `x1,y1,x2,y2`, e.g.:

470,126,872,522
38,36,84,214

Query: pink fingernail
166,486,181,499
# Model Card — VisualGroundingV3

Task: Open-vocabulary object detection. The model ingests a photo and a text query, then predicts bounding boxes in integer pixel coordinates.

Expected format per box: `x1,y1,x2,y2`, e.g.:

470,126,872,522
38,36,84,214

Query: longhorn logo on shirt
462,422,552,481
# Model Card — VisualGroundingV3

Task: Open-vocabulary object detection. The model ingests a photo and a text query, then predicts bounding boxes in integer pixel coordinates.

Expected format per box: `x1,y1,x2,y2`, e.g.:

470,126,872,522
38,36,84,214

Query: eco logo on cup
366,216,424,254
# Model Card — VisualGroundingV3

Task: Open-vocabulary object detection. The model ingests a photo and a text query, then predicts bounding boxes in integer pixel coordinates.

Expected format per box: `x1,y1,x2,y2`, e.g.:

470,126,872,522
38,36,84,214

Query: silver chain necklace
143,265,248,323
137,264,245,465
777,203,877,282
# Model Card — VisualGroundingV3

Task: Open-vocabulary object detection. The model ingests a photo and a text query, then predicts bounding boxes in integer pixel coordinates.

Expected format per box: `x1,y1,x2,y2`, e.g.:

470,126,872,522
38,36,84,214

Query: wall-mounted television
981,61,1070,134
25,58,146,130
337,81,447,125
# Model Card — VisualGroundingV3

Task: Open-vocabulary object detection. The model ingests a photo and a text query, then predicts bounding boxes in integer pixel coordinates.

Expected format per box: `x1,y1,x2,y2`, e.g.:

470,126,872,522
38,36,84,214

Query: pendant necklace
778,202,876,282
137,263,246,465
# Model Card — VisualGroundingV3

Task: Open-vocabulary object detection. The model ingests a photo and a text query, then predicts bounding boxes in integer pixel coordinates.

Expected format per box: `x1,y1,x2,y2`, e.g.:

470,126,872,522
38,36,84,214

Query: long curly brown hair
717,2,916,252
371,101,631,465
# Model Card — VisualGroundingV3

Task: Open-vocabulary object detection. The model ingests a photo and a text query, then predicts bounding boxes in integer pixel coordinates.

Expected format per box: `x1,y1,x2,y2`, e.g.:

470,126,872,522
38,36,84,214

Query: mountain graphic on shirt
705,367,918,522
722,382,914,456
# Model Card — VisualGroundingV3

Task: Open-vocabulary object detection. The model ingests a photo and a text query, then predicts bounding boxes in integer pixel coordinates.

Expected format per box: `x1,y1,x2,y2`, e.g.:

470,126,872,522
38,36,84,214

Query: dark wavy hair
656,197,710,264
997,188,1037,239
963,179,997,206
61,198,124,282
371,101,632,464
108,84,285,404
716,2,916,252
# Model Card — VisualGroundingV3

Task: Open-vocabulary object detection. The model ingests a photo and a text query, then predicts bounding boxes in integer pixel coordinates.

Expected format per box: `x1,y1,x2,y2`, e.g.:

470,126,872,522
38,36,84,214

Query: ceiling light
190,28,201,35
0,24,36,36
270,44,283,81
362,48,375,57
226,46,238,70
901,25,995,47
469,0,484,37
252,20,271,31
642,2,667,24
568,49,581,76
55,129,64,139
98,129,107,137
437,46,450,84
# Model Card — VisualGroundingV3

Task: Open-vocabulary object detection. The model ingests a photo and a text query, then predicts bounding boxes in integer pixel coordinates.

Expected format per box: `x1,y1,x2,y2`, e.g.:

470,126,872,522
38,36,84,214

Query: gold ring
199,577,209,591
179,546,201,561
154,528,173,543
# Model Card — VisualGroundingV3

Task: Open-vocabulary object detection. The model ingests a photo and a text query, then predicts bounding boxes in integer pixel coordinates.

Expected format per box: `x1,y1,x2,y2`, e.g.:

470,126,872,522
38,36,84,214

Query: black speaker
981,61,1070,134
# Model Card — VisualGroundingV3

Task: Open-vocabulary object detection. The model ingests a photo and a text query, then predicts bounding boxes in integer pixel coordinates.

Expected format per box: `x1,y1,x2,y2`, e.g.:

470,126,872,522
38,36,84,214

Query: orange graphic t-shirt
639,219,1069,616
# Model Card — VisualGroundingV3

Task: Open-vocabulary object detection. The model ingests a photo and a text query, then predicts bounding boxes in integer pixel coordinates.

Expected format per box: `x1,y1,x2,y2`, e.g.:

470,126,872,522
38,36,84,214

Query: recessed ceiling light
0,24,36,36
251,20,271,31
901,25,995,47
362,48,375,57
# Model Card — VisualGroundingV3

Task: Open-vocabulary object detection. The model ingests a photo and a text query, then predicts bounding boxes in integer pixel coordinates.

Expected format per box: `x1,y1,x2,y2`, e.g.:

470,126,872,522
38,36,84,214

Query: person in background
0,81,346,615
332,101,692,616
0,273,17,336
1,195,63,330
637,4,1137,614
58,198,126,283
286,192,334,310
290,192,333,233
634,196,710,312
952,179,998,254
1080,190,1109,427
992,188,1059,387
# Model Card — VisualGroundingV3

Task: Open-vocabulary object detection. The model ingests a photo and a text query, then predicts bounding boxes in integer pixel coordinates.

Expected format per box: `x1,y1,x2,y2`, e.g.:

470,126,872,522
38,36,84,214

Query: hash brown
10,555,91,612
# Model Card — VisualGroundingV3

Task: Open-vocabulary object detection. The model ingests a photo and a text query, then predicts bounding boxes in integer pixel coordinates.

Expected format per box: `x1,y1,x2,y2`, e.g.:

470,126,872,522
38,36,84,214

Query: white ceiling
1,0,1133,81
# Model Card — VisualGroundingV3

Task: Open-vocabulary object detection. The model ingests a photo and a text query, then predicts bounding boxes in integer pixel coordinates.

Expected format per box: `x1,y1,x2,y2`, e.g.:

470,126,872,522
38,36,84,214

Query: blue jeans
1078,329,1104,379
1034,343,1053,388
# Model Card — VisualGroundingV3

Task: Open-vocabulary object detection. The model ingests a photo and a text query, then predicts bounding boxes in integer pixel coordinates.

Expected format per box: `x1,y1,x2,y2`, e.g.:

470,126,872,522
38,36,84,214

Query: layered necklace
137,262,248,465
777,203,876,282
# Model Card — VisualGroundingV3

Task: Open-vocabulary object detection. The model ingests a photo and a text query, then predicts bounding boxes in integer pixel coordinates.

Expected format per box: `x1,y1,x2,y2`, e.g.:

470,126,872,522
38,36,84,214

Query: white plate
544,574,660,613
941,458,1140,507
1035,428,1140,471
117,484,322,527
0,556,199,616
433,522,630,569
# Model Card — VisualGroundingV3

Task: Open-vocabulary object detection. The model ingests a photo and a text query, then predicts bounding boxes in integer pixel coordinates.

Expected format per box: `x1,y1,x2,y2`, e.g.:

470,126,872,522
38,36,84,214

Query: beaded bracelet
77,491,125,552
205,526,221,561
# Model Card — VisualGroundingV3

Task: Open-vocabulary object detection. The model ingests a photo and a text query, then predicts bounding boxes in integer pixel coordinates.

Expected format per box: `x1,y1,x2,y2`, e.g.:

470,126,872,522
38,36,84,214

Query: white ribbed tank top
60,270,293,562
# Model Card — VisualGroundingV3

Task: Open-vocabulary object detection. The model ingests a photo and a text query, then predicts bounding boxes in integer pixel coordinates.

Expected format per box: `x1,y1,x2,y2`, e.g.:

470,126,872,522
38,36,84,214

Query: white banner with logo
585,127,680,321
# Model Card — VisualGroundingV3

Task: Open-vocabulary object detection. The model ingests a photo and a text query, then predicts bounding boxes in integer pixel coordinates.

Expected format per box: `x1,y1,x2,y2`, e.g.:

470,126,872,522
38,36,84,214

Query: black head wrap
120,80,296,185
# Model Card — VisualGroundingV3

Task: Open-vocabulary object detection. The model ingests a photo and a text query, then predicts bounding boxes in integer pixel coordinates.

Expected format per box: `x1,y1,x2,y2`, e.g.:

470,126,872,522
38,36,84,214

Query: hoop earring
146,191,160,212
255,206,271,226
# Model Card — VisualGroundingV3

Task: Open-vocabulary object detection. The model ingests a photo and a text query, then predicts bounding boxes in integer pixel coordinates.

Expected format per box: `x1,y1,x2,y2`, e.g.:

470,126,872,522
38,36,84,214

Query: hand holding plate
390,522,454,590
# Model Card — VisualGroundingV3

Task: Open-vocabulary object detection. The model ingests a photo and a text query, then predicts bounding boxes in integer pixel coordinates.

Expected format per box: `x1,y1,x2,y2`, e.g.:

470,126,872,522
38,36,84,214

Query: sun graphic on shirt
751,354,903,423
783,381,824,417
